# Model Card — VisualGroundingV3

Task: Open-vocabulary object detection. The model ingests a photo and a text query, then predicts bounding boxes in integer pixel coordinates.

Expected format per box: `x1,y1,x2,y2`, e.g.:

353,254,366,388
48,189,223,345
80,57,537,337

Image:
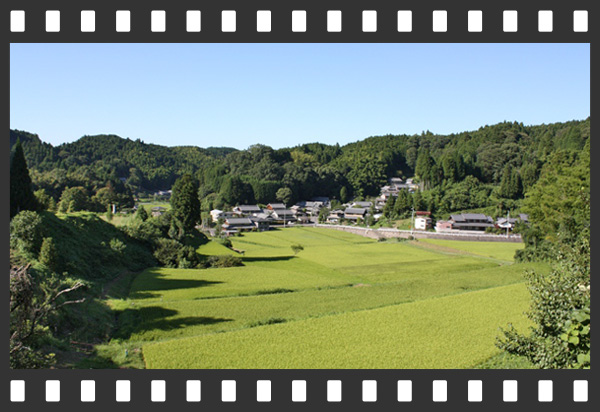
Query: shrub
109,238,127,254
207,255,243,268
153,238,181,268
290,244,304,255
216,237,232,248
10,211,44,257
136,206,149,221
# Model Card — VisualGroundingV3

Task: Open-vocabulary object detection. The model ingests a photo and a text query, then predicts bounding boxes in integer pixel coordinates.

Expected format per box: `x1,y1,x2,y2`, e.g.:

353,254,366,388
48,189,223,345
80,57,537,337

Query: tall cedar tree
171,174,201,233
10,141,37,218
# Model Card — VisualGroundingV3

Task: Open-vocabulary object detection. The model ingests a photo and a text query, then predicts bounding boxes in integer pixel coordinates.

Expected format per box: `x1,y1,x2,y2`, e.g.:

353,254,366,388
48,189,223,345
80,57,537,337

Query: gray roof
225,217,253,225
352,201,372,208
235,205,262,212
273,209,295,217
345,208,368,215
451,213,492,223
519,214,529,222
268,203,286,209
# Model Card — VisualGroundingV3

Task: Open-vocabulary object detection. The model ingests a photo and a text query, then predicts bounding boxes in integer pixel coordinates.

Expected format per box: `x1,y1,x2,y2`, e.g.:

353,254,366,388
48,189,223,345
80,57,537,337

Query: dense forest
10,118,590,220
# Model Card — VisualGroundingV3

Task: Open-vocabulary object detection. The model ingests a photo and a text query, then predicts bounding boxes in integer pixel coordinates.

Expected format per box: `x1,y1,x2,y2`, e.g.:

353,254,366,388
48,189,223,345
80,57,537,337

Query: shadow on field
242,256,296,263
114,306,232,340
130,271,223,299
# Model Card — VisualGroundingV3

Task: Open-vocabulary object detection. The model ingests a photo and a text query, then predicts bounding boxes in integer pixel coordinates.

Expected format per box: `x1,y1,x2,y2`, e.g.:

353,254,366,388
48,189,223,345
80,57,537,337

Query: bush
216,237,232,248
10,211,44,257
153,238,181,268
109,238,127,254
290,244,304,255
207,255,243,268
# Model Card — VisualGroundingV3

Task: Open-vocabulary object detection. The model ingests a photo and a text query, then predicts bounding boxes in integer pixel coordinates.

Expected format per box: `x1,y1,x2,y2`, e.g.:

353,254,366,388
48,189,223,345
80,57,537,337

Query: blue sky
10,43,589,150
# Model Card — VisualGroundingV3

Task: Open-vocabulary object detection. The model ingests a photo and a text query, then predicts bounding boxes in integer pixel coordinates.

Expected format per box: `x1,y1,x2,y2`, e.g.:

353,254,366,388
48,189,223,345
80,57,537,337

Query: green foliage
215,237,233,248
58,186,91,213
497,211,590,368
39,237,60,272
170,174,201,233
153,238,184,268
136,205,149,221
522,144,589,240
290,244,304,255
339,186,348,203
10,140,38,218
207,255,244,268
13,119,590,220
35,212,156,283
275,187,293,206
34,189,56,212
10,211,44,257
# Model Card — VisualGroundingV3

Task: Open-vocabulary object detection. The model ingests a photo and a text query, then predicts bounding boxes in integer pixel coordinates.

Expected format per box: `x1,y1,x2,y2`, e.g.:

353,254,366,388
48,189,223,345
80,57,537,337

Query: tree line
11,118,590,220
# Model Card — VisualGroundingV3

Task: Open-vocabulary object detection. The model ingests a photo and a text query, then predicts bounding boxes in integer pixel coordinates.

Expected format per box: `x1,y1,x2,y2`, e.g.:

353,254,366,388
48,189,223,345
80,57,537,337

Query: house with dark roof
271,209,297,223
222,217,255,232
449,213,495,231
344,208,368,221
233,205,262,216
327,210,345,224
352,201,373,209
266,203,286,211
249,215,271,231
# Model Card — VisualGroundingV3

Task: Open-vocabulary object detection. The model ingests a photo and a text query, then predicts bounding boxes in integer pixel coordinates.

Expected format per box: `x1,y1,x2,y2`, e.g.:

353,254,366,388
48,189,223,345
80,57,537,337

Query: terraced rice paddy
108,227,546,368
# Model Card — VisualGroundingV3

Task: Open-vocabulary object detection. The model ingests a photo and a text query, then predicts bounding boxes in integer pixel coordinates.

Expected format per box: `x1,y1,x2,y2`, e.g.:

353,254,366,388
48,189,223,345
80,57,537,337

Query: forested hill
10,118,590,214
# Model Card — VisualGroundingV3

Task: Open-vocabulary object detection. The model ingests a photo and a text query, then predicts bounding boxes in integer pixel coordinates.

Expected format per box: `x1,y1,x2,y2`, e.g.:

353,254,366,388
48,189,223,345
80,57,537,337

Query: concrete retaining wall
315,224,522,243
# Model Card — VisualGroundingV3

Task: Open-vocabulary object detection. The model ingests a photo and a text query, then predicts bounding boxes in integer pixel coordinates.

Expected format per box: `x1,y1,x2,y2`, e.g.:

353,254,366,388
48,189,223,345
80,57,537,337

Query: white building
414,216,432,230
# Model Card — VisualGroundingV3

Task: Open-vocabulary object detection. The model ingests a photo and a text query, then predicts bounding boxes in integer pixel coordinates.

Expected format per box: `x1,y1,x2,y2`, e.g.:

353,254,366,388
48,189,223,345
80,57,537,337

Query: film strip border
5,1,593,42
4,1,595,411
6,370,594,409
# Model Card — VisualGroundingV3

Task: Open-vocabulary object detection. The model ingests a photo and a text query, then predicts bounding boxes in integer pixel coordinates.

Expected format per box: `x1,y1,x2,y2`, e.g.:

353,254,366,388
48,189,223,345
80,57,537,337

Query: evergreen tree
171,174,201,233
383,195,396,219
394,190,411,218
10,140,37,218
136,205,149,221
39,237,60,273
339,186,348,203
415,149,434,189
413,191,425,211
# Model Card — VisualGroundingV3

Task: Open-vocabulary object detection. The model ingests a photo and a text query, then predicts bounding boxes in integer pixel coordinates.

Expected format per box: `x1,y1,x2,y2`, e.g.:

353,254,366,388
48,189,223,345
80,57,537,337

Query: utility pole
411,207,415,235
506,210,510,238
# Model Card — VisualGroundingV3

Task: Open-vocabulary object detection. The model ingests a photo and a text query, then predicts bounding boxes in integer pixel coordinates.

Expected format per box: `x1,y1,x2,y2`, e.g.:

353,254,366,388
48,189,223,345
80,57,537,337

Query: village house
414,211,433,230
327,209,345,224
210,209,223,222
435,220,454,232
295,200,324,216
266,203,286,211
344,207,368,221
249,215,271,231
351,201,373,209
233,205,262,216
496,213,529,231
271,209,297,224
448,213,495,231
222,217,255,234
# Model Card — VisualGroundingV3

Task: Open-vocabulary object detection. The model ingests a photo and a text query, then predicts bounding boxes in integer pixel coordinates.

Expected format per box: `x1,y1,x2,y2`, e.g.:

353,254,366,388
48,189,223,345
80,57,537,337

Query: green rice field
107,227,546,368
